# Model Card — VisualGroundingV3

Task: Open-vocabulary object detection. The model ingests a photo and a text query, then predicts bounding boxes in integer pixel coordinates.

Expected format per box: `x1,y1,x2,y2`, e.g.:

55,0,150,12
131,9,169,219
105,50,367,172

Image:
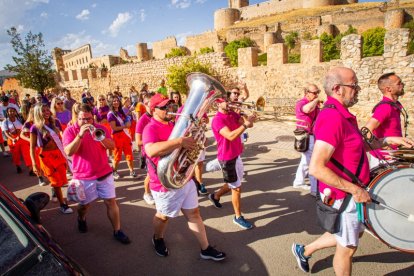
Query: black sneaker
16,166,22,174
292,243,310,273
152,235,169,257
114,230,131,244
78,217,88,233
200,245,226,261
29,170,36,176
208,193,222,208
198,184,208,195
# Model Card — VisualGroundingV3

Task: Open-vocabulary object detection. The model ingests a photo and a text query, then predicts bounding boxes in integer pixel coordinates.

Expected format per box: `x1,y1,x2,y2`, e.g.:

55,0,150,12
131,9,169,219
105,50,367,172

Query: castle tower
228,0,249,9
214,8,241,30
303,0,333,9
136,43,149,61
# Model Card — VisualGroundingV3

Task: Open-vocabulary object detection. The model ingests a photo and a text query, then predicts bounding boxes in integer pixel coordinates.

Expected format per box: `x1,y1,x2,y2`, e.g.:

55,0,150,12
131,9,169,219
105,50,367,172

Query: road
1,119,413,275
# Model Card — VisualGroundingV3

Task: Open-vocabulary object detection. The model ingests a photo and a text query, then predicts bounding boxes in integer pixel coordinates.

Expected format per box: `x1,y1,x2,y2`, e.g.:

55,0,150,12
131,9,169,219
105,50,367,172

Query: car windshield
0,204,36,273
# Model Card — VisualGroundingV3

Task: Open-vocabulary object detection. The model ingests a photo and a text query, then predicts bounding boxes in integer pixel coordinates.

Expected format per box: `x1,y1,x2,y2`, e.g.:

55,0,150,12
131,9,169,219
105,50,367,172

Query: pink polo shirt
62,123,112,180
314,97,370,200
211,110,243,161
295,97,319,134
142,118,175,192
370,97,403,159
135,112,152,156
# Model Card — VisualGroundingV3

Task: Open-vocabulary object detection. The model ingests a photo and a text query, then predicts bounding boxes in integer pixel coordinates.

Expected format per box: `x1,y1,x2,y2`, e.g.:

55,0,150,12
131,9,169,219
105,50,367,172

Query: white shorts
206,158,221,172
331,196,365,247
152,180,198,218
79,173,116,205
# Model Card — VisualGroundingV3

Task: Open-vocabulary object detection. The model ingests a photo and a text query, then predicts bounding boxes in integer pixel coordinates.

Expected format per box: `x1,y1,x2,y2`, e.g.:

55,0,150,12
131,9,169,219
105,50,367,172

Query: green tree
224,37,255,67
166,57,213,95
165,47,188,58
5,27,55,92
258,53,267,66
362,27,386,57
284,31,299,52
403,20,414,55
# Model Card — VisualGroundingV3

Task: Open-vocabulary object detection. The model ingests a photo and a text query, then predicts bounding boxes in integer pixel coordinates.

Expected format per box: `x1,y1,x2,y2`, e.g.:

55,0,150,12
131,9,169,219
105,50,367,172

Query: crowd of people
1,68,412,270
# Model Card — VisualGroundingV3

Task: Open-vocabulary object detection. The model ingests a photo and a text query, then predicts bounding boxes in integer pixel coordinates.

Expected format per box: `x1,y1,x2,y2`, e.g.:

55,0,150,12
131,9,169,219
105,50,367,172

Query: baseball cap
150,93,174,111
215,98,226,103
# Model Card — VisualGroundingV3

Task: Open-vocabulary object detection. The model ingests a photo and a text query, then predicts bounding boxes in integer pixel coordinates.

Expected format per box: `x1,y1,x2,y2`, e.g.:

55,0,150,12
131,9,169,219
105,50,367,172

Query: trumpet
228,98,265,118
89,125,106,141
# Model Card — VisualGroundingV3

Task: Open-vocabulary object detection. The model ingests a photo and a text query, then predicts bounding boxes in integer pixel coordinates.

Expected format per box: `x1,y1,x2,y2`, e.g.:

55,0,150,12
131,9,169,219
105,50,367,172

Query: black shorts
219,157,238,183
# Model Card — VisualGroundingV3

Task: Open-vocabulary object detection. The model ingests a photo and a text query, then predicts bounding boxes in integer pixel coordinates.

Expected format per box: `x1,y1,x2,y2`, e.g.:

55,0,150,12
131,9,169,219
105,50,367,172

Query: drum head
366,167,414,253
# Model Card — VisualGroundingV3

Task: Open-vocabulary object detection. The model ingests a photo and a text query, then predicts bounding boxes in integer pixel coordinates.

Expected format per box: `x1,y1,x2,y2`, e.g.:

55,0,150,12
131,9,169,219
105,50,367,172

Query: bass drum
364,164,414,253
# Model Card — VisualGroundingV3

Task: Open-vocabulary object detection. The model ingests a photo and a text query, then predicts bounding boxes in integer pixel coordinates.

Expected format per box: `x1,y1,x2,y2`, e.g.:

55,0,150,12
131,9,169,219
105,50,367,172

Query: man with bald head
293,83,321,194
364,72,407,168
291,67,413,274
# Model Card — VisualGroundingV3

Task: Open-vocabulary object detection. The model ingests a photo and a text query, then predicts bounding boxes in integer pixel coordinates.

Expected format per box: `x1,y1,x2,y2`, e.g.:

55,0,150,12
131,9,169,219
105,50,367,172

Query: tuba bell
157,72,226,189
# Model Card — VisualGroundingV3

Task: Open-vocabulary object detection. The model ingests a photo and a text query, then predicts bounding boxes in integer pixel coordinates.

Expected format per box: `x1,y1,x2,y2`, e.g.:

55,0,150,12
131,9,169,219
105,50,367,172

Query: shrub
320,25,358,62
166,57,213,95
258,53,267,66
288,53,300,63
403,20,414,55
362,27,386,57
199,47,214,55
165,47,188,58
284,31,299,52
224,37,255,67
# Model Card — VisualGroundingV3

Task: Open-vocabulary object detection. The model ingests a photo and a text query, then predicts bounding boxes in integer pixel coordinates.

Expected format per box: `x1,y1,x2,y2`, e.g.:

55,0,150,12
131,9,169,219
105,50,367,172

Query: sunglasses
307,90,320,94
56,102,64,105
99,98,105,101
232,92,240,96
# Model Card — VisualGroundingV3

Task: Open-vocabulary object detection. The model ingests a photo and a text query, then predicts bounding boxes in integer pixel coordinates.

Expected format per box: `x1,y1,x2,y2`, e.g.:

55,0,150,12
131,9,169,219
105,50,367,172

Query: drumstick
371,199,414,222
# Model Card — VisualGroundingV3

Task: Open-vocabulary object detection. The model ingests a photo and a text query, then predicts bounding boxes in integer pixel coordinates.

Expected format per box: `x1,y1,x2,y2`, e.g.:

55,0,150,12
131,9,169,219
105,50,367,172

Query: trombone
228,96,266,117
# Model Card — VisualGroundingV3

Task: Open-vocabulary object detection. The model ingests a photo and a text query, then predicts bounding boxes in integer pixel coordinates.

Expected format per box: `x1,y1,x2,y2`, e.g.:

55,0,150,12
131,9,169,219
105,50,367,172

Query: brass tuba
157,72,226,189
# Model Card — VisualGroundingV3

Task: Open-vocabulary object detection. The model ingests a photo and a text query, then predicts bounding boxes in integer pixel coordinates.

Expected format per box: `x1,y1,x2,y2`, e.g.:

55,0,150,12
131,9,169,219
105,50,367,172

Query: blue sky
0,0,383,69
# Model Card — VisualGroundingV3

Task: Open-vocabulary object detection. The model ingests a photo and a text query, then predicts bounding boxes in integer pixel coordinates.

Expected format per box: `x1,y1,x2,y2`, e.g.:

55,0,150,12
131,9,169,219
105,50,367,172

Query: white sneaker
60,204,73,214
143,193,155,205
293,185,311,190
38,177,47,186
113,171,121,179
3,152,10,157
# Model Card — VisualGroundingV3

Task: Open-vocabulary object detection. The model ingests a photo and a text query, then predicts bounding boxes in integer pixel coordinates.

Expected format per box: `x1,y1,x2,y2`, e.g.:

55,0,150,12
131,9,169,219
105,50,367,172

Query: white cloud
40,12,47,18
171,0,191,9
76,9,90,21
139,9,146,22
124,44,135,55
15,25,24,32
30,0,49,3
175,31,192,46
195,0,207,3
106,12,132,37
91,3,97,8
53,31,118,57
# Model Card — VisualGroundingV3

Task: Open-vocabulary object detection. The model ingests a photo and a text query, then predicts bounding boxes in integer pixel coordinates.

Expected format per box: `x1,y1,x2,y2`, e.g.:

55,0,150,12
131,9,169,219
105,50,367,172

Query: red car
0,184,87,275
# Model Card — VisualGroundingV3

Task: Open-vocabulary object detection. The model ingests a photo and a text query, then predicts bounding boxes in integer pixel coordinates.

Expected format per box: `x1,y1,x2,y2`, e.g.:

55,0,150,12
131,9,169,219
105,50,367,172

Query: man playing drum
364,72,408,168
291,67,413,275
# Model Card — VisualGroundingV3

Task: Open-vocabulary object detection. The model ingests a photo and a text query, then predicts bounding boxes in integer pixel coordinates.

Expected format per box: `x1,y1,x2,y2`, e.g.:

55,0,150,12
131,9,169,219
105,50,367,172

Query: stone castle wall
152,37,178,59
185,31,221,54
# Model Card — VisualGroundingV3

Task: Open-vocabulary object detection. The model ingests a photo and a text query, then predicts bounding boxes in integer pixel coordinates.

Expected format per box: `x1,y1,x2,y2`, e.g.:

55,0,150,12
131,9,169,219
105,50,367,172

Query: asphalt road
1,120,413,275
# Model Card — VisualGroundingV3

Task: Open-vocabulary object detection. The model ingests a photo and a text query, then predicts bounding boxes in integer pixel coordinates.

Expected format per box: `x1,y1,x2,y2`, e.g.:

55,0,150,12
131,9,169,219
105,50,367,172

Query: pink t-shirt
142,118,175,192
295,97,319,134
372,96,403,138
314,97,370,200
370,97,403,159
211,111,243,161
135,112,152,156
62,123,112,180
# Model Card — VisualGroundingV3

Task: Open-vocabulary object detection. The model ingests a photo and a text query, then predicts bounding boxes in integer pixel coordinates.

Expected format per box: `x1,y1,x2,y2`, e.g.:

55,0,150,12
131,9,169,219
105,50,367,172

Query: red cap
150,93,173,111
215,98,226,103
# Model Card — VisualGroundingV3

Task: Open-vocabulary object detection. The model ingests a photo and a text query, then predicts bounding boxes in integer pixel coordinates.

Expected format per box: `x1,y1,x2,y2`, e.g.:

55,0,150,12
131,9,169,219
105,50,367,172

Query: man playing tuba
143,93,226,260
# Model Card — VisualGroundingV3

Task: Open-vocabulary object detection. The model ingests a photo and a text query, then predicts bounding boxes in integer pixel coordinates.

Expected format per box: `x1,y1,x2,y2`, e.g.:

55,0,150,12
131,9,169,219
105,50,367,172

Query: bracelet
77,134,83,139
